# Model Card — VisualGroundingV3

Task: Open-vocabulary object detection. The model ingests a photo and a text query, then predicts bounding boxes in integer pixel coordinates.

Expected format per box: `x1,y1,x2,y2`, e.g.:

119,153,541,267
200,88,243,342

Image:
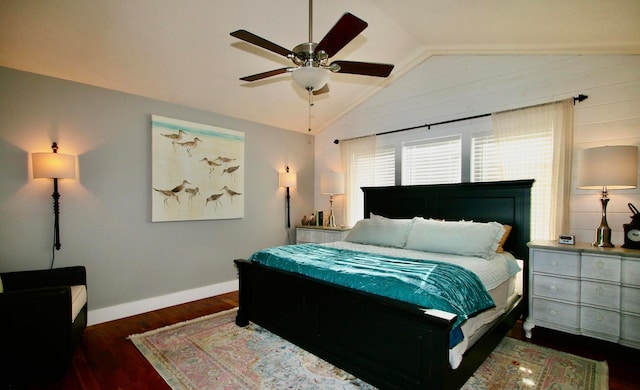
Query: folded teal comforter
249,243,496,347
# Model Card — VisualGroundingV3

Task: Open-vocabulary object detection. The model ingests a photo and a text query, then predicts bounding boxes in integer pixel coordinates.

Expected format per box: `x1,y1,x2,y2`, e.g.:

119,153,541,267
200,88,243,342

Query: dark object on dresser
623,203,640,249
0,266,87,385
235,180,532,389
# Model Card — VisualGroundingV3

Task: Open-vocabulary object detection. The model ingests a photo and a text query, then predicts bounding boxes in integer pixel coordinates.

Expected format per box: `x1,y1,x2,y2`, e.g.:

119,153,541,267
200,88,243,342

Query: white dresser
295,225,351,244
525,240,640,349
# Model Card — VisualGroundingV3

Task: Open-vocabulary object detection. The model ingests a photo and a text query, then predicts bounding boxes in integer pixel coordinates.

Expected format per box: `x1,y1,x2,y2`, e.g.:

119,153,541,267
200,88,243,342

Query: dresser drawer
323,230,345,242
622,258,640,287
296,227,350,244
296,228,318,243
621,314,640,343
580,306,620,337
581,280,620,309
621,286,640,314
532,298,579,329
532,275,579,302
531,250,579,277
581,254,620,282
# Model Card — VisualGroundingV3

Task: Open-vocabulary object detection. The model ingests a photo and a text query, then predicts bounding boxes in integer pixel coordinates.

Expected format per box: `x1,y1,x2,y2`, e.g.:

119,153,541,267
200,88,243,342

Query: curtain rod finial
574,94,588,104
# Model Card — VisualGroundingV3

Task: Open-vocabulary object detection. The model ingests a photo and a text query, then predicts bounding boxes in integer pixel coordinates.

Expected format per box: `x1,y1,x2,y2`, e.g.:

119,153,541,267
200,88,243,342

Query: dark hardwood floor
20,291,640,389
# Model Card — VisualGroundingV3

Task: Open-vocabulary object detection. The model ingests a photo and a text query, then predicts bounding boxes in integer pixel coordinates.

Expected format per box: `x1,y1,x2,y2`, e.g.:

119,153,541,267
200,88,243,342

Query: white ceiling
1,0,639,134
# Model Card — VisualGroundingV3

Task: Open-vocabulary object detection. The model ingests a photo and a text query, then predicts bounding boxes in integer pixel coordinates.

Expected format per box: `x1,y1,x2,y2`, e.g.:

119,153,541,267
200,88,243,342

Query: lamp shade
291,66,330,91
279,171,297,188
577,145,638,189
320,172,345,195
32,152,76,179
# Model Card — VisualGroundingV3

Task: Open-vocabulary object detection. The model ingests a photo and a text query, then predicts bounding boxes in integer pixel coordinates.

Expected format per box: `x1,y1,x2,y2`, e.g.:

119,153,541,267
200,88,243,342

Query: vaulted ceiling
1,0,638,134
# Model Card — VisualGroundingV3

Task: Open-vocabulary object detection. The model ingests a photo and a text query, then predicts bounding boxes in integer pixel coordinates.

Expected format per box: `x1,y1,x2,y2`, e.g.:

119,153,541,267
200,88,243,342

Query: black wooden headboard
362,179,533,262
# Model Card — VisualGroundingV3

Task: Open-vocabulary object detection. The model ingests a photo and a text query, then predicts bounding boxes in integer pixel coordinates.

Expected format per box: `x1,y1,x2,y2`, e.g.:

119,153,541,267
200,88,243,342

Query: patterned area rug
129,308,608,389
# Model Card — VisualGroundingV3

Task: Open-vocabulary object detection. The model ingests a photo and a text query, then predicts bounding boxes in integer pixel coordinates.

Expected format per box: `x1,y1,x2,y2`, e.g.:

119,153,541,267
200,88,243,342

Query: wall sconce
32,142,76,251
278,166,297,228
577,145,638,247
320,171,344,228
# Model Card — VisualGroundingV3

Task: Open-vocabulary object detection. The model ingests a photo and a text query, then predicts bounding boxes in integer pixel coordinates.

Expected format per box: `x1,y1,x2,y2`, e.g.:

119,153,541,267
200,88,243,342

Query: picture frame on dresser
525,240,640,350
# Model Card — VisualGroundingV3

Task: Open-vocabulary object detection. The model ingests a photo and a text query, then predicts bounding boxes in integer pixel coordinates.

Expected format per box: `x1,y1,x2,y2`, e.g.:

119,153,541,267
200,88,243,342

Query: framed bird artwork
151,115,244,222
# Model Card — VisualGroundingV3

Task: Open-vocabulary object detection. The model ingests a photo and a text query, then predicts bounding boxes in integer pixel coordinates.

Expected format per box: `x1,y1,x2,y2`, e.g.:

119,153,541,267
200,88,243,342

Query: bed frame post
234,259,250,327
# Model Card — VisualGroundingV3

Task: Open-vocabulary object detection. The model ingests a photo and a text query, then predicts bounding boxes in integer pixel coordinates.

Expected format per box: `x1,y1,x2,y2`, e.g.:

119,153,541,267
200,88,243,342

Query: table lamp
577,145,638,247
320,172,344,228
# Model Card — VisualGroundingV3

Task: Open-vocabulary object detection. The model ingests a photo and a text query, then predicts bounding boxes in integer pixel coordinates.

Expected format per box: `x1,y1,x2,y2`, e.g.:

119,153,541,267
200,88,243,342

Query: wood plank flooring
20,291,640,389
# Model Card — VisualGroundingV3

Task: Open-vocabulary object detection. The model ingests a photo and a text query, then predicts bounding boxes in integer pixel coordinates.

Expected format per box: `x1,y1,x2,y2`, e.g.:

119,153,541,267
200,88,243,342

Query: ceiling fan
230,0,394,96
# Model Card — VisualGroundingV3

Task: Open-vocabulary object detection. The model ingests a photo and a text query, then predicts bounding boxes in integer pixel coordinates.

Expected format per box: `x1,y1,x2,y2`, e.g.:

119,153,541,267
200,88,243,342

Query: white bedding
322,241,523,369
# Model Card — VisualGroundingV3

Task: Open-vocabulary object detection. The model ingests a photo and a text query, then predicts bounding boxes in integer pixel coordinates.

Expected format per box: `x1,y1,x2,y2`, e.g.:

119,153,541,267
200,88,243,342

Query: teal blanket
249,244,496,347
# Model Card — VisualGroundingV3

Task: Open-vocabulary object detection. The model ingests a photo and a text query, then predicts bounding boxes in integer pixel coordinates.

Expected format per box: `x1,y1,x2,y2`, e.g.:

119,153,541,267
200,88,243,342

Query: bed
234,179,532,389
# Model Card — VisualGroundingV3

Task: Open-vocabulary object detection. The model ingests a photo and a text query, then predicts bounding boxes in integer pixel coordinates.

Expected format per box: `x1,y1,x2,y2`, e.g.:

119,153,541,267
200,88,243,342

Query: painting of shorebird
151,115,244,222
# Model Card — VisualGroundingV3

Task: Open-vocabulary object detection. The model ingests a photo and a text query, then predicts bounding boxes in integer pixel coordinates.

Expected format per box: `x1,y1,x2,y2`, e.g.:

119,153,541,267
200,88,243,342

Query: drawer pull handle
551,260,558,266
596,314,604,321
596,260,604,269
549,310,557,316
596,287,604,295
550,285,557,291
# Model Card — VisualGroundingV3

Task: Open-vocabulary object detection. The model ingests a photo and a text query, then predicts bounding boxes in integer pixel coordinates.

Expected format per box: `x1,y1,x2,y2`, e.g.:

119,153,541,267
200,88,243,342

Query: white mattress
322,241,523,369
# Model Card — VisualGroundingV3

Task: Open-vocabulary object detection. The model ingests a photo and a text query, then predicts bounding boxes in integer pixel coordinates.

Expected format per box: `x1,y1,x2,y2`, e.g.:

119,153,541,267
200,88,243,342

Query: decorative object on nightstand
32,142,76,254
278,166,297,228
320,171,344,227
577,145,638,247
623,203,640,249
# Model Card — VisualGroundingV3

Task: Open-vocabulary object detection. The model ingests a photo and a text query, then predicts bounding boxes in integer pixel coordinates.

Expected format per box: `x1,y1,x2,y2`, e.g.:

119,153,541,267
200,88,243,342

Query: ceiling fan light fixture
291,66,330,91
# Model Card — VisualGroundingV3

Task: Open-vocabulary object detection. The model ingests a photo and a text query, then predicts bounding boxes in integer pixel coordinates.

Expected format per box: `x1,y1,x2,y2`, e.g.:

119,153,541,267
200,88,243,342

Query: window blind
349,146,395,222
472,130,553,240
402,136,461,185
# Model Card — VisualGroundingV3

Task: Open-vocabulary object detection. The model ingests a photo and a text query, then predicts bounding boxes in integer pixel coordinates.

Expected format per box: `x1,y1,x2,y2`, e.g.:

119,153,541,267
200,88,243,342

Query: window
471,133,500,182
346,145,395,224
474,130,554,240
402,136,462,185
342,101,570,240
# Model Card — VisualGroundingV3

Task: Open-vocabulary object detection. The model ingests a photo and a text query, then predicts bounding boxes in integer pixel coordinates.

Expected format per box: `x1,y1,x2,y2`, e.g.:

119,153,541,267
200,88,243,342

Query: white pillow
345,217,414,248
404,219,506,259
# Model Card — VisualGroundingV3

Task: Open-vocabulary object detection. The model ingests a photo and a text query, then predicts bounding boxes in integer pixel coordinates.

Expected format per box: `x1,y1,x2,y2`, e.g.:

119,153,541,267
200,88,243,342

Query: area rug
129,308,608,389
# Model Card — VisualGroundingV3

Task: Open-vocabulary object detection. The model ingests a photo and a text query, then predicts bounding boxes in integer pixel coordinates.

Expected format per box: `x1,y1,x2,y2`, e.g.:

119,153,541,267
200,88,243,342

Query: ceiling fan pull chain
308,88,313,132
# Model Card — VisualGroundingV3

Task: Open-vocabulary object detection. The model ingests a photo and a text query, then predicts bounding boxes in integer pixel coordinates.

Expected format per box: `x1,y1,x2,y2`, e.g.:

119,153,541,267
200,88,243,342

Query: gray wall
0,67,314,321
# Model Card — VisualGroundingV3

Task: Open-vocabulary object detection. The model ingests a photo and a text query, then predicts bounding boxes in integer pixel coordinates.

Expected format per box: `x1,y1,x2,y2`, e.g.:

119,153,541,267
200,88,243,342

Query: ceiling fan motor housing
291,42,329,67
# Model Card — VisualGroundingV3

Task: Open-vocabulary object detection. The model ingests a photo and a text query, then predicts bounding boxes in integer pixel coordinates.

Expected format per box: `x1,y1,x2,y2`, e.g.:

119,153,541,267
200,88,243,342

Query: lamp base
328,194,336,228
592,187,614,248
592,226,613,248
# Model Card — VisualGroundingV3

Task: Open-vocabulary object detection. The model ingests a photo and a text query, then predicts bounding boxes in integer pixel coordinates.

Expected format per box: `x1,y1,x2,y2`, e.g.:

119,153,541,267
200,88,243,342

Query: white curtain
492,99,574,240
340,135,376,226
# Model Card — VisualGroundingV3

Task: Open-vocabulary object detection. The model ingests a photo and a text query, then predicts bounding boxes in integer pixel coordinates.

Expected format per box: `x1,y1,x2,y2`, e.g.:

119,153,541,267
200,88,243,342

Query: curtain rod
333,94,588,144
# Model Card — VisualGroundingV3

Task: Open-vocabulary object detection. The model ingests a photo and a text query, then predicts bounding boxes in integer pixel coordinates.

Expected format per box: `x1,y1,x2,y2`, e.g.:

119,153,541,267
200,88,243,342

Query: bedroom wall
315,55,640,246
0,66,314,324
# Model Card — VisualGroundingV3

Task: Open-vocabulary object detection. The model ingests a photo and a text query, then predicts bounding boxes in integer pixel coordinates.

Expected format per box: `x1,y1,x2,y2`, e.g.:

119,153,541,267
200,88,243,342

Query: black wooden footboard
235,258,455,389
235,258,525,389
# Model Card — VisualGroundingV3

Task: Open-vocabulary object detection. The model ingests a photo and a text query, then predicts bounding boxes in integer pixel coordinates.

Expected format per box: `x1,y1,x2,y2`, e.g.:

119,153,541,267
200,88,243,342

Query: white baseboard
87,279,239,326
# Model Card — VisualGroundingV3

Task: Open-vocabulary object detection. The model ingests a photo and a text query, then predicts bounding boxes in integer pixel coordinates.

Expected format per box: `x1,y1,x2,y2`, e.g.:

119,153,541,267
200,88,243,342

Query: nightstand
295,225,351,244
525,240,640,349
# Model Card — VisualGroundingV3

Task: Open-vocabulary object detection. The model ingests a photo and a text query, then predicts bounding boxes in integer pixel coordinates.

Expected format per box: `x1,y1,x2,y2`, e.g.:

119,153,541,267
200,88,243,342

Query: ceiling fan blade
230,30,293,58
312,84,330,95
316,13,368,57
240,68,290,82
331,61,394,77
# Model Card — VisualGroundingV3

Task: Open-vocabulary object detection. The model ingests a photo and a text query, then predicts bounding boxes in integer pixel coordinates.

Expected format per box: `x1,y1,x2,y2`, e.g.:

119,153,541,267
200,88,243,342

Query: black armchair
0,266,87,384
